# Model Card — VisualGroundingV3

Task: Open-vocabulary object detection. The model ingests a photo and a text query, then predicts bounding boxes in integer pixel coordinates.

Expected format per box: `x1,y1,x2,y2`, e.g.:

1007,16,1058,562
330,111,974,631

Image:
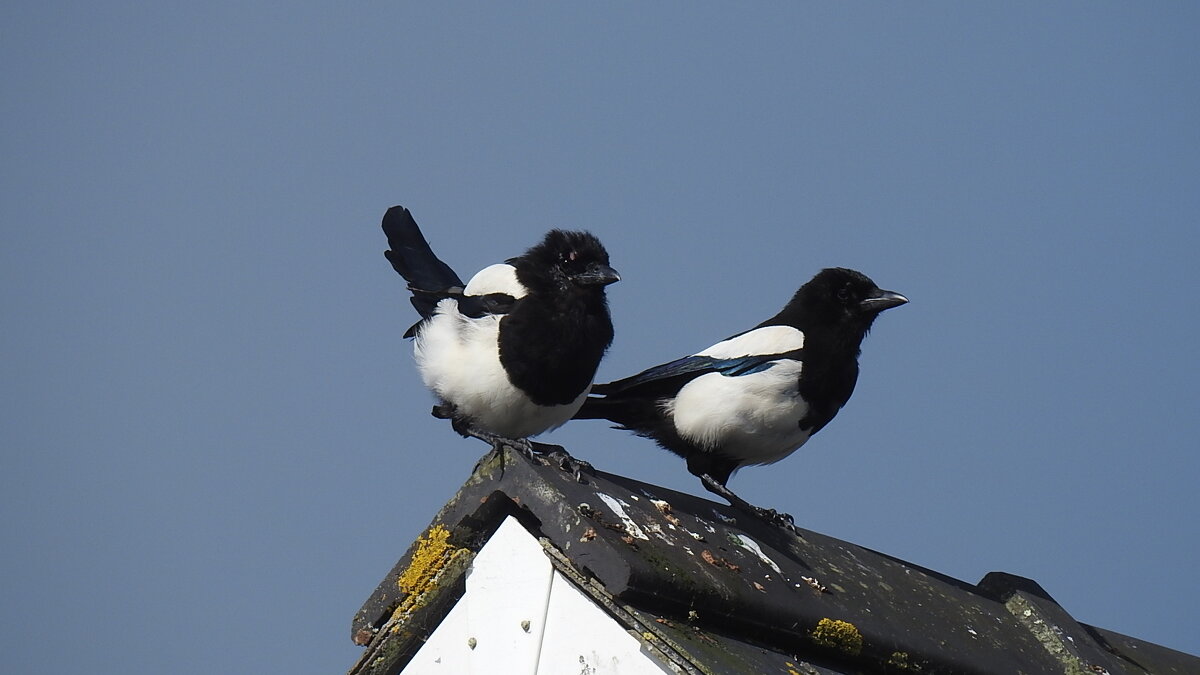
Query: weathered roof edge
350,446,1199,675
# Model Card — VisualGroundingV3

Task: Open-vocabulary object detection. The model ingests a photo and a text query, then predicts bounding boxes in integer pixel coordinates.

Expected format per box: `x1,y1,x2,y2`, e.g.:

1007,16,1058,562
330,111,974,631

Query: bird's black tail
575,395,642,428
577,394,682,459
382,206,464,320
574,396,610,421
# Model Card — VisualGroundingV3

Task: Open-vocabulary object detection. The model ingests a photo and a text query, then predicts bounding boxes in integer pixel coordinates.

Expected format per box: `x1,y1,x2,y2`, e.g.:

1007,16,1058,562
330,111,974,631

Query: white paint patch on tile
596,493,649,540
732,534,781,574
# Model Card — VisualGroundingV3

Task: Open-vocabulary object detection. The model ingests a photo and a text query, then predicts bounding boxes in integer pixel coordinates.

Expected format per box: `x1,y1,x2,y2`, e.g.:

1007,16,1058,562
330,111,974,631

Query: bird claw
506,437,539,460
535,444,593,483
749,505,798,533
447,421,590,482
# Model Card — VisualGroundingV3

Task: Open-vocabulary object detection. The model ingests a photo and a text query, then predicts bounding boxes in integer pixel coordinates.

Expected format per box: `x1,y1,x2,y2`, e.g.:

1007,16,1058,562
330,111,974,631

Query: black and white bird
575,267,906,527
382,205,620,456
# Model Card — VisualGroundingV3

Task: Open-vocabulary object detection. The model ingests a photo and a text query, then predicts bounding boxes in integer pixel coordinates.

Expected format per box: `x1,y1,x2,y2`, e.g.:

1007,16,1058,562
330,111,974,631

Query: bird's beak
859,289,908,314
572,263,621,287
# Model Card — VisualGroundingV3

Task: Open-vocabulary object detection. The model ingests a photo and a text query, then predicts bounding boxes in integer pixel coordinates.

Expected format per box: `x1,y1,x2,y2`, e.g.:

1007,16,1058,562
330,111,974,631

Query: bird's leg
436,406,588,480
699,474,797,533
447,416,526,454
698,473,761,515
445,417,589,481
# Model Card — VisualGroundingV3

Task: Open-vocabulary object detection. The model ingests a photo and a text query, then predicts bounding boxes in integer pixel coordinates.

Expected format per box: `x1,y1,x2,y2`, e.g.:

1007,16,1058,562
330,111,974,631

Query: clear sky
3,3,1198,672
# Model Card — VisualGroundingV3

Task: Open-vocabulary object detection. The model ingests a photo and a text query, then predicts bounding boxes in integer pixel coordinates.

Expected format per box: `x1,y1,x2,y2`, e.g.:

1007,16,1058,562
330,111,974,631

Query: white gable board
402,516,674,674
537,568,675,674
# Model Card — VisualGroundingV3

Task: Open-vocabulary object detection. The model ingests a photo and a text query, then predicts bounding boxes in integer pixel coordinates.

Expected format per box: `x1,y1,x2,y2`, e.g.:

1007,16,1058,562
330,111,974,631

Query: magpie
575,267,906,528
382,205,620,460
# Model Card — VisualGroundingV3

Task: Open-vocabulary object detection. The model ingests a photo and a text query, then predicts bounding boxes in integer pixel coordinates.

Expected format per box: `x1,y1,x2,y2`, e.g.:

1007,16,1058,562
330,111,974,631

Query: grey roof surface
349,446,1198,675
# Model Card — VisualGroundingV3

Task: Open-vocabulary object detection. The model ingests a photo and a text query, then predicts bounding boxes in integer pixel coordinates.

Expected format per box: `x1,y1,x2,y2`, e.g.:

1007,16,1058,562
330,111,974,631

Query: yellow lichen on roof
811,617,864,656
888,651,920,670
389,525,467,627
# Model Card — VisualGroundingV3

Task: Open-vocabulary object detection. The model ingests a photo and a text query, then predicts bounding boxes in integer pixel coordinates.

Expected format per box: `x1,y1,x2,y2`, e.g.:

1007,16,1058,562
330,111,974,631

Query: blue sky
3,3,1198,672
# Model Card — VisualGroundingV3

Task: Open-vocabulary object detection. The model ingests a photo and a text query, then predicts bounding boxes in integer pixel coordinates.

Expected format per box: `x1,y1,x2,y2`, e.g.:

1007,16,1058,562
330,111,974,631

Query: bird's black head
510,229,620,294
776,267,907,340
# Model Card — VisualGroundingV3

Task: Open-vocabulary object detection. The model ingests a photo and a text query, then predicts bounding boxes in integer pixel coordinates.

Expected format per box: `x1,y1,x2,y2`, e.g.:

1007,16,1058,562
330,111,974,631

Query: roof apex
350,446,1199,675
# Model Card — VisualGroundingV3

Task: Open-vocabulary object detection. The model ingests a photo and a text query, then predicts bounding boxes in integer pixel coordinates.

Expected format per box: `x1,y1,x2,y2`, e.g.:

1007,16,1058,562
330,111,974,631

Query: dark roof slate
349,447,1198,675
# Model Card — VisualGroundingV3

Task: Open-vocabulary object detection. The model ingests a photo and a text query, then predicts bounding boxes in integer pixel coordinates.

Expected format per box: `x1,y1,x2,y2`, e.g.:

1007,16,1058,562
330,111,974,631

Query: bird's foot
444,418,590,481
501,439,592,482
531,442,593,483
505,437,540,460
745,504,798,533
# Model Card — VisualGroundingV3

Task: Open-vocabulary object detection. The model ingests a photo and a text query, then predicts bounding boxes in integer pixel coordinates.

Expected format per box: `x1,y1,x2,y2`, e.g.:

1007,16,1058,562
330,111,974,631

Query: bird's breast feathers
413,302,584,437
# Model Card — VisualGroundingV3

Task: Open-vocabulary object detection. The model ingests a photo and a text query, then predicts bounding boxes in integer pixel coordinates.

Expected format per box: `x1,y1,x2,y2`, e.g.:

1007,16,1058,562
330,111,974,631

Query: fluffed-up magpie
382,205,620,459
575,267,906,528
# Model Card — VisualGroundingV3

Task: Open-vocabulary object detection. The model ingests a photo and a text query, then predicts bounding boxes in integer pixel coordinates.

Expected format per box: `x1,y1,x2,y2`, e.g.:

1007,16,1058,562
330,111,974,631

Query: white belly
668,360,811,466
414,299,584,438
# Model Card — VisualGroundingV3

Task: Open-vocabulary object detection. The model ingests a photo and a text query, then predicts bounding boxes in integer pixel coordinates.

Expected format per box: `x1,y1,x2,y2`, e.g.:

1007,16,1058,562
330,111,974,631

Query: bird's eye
837,287,852,302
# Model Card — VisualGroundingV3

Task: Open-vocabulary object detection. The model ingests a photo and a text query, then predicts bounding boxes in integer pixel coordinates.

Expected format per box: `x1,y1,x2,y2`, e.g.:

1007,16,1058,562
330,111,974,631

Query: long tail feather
381,206,464,318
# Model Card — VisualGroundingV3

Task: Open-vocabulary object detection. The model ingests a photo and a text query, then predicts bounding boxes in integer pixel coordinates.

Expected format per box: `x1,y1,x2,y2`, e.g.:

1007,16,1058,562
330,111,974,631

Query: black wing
401,290,519,338
593,349,805,398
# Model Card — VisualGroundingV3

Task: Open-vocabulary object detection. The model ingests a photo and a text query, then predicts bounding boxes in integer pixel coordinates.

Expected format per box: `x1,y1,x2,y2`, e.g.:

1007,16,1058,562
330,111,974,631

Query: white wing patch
464,263,527,299
695,325,804,358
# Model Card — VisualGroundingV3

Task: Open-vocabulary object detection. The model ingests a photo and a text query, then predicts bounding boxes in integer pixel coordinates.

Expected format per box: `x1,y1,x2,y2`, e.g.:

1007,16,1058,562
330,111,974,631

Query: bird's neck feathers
764,295,874,360
764,297,867,416
509,260,562,296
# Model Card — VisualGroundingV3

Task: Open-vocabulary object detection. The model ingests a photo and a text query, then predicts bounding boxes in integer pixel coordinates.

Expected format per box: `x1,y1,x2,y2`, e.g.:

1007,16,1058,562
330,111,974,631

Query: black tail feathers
575,395,640,427
574,396,608,420
382,206,464,319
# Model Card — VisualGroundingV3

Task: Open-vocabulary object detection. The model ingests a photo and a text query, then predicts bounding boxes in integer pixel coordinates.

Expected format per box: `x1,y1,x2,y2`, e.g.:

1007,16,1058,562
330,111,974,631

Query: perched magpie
382,206,620,457
575,267,906,527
